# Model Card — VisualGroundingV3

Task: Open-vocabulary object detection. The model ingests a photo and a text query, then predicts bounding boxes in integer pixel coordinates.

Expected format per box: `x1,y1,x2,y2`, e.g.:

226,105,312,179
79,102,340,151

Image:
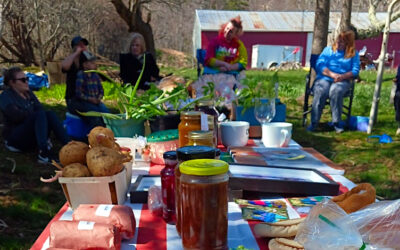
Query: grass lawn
0,67,399,249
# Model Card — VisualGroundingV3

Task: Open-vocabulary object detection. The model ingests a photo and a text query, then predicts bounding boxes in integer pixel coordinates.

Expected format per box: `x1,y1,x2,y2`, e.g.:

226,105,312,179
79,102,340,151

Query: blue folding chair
302,54,355,128
196,49,206,77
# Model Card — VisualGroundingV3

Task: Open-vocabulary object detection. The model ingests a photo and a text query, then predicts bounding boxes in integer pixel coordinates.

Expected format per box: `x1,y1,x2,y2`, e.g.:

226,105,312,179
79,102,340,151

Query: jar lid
177,146,215,161
147,129,179,142
196,99,214,107
163,151,177,160
180,111,202,118
188,130,213,139
180,159,228,176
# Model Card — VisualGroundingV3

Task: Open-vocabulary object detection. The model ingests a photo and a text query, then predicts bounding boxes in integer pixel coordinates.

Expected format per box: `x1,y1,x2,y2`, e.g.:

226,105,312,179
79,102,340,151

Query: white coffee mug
220,121,249,148
262,122,292,147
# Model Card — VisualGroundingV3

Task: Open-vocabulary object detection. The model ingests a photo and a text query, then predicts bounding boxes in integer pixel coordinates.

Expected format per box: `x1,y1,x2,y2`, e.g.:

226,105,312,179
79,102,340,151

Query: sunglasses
14,77,28,83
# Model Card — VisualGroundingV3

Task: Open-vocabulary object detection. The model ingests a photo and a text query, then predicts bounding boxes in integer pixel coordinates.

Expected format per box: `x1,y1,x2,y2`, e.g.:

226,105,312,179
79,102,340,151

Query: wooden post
368,0,400,134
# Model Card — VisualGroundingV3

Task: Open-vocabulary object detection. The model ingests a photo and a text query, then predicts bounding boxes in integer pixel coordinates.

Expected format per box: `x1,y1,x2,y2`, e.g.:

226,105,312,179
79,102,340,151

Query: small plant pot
149,113,180,133
103,115,145,137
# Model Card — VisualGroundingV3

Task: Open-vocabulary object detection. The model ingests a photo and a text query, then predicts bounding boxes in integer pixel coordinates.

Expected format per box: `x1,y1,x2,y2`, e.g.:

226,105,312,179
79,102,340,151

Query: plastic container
58,168,128,210
175,146,216,236
178,111,202,147
188,130,214,147
147,129,179,164
180,159,229,250
161,151,178,224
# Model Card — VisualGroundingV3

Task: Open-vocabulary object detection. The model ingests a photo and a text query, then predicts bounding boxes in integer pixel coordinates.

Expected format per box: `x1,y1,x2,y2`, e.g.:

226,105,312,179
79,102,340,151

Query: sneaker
334,123,344,133
307,123,317,132
4,141,21,153
38,150,58,165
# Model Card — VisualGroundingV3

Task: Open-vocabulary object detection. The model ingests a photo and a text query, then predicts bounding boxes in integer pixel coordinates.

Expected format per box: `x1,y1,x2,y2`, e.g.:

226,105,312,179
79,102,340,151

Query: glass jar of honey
188,130,214,147
195,99,219,146
175,146,216,236
179,159,229,250
178,111,202,147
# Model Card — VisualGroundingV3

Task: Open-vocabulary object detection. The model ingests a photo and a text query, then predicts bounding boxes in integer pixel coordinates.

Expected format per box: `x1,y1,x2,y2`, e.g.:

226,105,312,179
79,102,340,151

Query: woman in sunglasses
0,67,70,164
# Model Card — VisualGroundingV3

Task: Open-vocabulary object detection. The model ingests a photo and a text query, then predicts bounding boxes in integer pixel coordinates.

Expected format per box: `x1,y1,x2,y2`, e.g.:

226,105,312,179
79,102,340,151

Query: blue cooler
63,112,92,140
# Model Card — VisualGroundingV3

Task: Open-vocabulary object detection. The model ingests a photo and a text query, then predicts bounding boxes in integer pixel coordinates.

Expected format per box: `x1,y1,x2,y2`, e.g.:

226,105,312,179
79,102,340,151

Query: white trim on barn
193,9,400,58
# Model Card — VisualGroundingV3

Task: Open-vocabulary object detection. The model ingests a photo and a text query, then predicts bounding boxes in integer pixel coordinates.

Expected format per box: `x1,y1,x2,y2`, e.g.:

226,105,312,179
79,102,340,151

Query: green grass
1,67,400,249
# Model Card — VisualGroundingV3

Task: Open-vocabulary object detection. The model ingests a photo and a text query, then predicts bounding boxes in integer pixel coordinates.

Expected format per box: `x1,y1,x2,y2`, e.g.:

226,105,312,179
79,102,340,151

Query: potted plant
80,56,190,137
233,72,286,137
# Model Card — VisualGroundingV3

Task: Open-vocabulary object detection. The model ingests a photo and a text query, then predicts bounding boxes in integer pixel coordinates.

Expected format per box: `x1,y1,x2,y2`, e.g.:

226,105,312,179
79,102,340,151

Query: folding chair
302,54,355,128
196,49,206,77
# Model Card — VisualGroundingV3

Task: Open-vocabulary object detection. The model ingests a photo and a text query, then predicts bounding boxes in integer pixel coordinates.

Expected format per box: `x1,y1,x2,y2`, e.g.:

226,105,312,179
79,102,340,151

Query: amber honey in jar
180,159,229,250
188,130,214,147
175,146,216,236
178,111,202,147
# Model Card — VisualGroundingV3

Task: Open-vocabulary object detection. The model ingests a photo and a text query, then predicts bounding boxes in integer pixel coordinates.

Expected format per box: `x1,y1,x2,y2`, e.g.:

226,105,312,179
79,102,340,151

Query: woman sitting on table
0,67,70,164
308,30,360,133
119,33,160,90
204,16,248,75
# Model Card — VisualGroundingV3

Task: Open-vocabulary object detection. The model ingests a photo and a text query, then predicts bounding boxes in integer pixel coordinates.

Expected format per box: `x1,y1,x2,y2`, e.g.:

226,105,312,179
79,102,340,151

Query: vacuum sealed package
349,199,400,249
295,199,363,250
49,220,121,249
72,204,136,240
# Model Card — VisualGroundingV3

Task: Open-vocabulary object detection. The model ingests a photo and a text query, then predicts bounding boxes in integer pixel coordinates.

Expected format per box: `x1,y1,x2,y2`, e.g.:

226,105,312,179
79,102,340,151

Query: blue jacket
316,46,360,82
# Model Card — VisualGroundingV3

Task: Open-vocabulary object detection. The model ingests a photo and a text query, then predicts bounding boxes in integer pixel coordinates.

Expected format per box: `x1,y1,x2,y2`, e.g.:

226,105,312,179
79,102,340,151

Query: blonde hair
332,30,356,58
128,32,146,54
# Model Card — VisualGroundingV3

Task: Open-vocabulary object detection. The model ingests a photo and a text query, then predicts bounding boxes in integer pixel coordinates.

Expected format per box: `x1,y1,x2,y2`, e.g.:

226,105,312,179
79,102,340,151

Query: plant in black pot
79,55,190,137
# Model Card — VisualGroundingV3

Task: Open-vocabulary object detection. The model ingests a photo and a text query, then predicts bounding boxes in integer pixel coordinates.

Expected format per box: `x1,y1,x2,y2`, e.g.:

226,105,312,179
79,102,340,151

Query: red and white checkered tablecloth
31,159,354,250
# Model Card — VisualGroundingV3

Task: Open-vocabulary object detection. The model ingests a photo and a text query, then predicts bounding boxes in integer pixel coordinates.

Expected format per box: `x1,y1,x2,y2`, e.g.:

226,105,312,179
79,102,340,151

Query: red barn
193,10,400,68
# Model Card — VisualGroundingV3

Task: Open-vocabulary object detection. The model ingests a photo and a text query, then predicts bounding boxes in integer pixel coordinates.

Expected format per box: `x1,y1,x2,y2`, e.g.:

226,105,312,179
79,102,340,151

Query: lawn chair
302,54,355,128
196,49,206,77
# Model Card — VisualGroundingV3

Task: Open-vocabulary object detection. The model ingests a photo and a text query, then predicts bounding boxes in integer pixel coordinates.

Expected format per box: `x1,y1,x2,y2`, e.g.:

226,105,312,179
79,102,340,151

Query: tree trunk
340,0,352,32
310,0,330,83
367,0,400,134
110,0,156,58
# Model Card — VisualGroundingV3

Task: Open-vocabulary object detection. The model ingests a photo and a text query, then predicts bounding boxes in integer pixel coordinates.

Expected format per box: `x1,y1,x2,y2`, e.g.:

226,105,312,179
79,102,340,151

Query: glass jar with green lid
188,130,214,147
179,159,229,250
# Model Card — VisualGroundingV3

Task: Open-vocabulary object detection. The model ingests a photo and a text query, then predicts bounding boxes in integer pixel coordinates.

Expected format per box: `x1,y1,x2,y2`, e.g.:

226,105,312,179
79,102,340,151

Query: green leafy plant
79,55,190,120
236,71,279,111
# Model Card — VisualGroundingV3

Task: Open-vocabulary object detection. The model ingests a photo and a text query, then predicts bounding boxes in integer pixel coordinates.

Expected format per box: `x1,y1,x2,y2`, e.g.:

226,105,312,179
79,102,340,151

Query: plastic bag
349,199,400,249
148,185,162,216
295,199,363,250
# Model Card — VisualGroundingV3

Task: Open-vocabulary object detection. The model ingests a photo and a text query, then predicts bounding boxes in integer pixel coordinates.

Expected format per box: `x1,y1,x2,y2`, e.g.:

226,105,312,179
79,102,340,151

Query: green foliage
222,0,249,10
237,71,278,110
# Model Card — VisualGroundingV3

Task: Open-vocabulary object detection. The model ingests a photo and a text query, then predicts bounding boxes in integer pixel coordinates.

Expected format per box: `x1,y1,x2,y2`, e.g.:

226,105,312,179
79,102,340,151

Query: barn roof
196,9,400,32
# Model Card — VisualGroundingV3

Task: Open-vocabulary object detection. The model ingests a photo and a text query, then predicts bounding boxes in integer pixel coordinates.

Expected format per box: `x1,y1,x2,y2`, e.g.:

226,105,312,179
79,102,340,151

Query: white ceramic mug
220,121,249,148
262,122,292,147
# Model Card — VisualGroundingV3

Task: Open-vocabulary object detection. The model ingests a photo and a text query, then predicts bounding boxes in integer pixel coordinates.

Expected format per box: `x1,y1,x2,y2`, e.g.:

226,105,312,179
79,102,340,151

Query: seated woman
67,51,110,129
0,67,70,163
203,16,248,75
308,30,360,133
120,33,160,90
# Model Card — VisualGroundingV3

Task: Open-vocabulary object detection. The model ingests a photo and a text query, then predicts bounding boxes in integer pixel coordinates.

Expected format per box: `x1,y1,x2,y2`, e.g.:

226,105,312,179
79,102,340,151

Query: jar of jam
175,146,216,236
195,99,219,146
188,130,214,147
178,111,202,147
161,151,178,224
180,159,229,250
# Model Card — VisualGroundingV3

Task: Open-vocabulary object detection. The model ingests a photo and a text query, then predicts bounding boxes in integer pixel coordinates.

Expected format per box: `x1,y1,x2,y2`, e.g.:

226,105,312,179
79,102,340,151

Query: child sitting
67,51,110,129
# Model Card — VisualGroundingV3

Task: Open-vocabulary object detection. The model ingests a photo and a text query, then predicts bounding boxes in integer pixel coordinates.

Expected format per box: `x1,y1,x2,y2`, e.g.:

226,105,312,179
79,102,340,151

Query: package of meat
49,220,121,250
72,204,136,240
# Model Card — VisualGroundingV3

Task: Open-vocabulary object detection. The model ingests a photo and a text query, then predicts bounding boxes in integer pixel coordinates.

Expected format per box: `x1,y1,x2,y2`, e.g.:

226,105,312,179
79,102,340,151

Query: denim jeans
67,98,110,129
311,79,351,124
6,110,70,152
